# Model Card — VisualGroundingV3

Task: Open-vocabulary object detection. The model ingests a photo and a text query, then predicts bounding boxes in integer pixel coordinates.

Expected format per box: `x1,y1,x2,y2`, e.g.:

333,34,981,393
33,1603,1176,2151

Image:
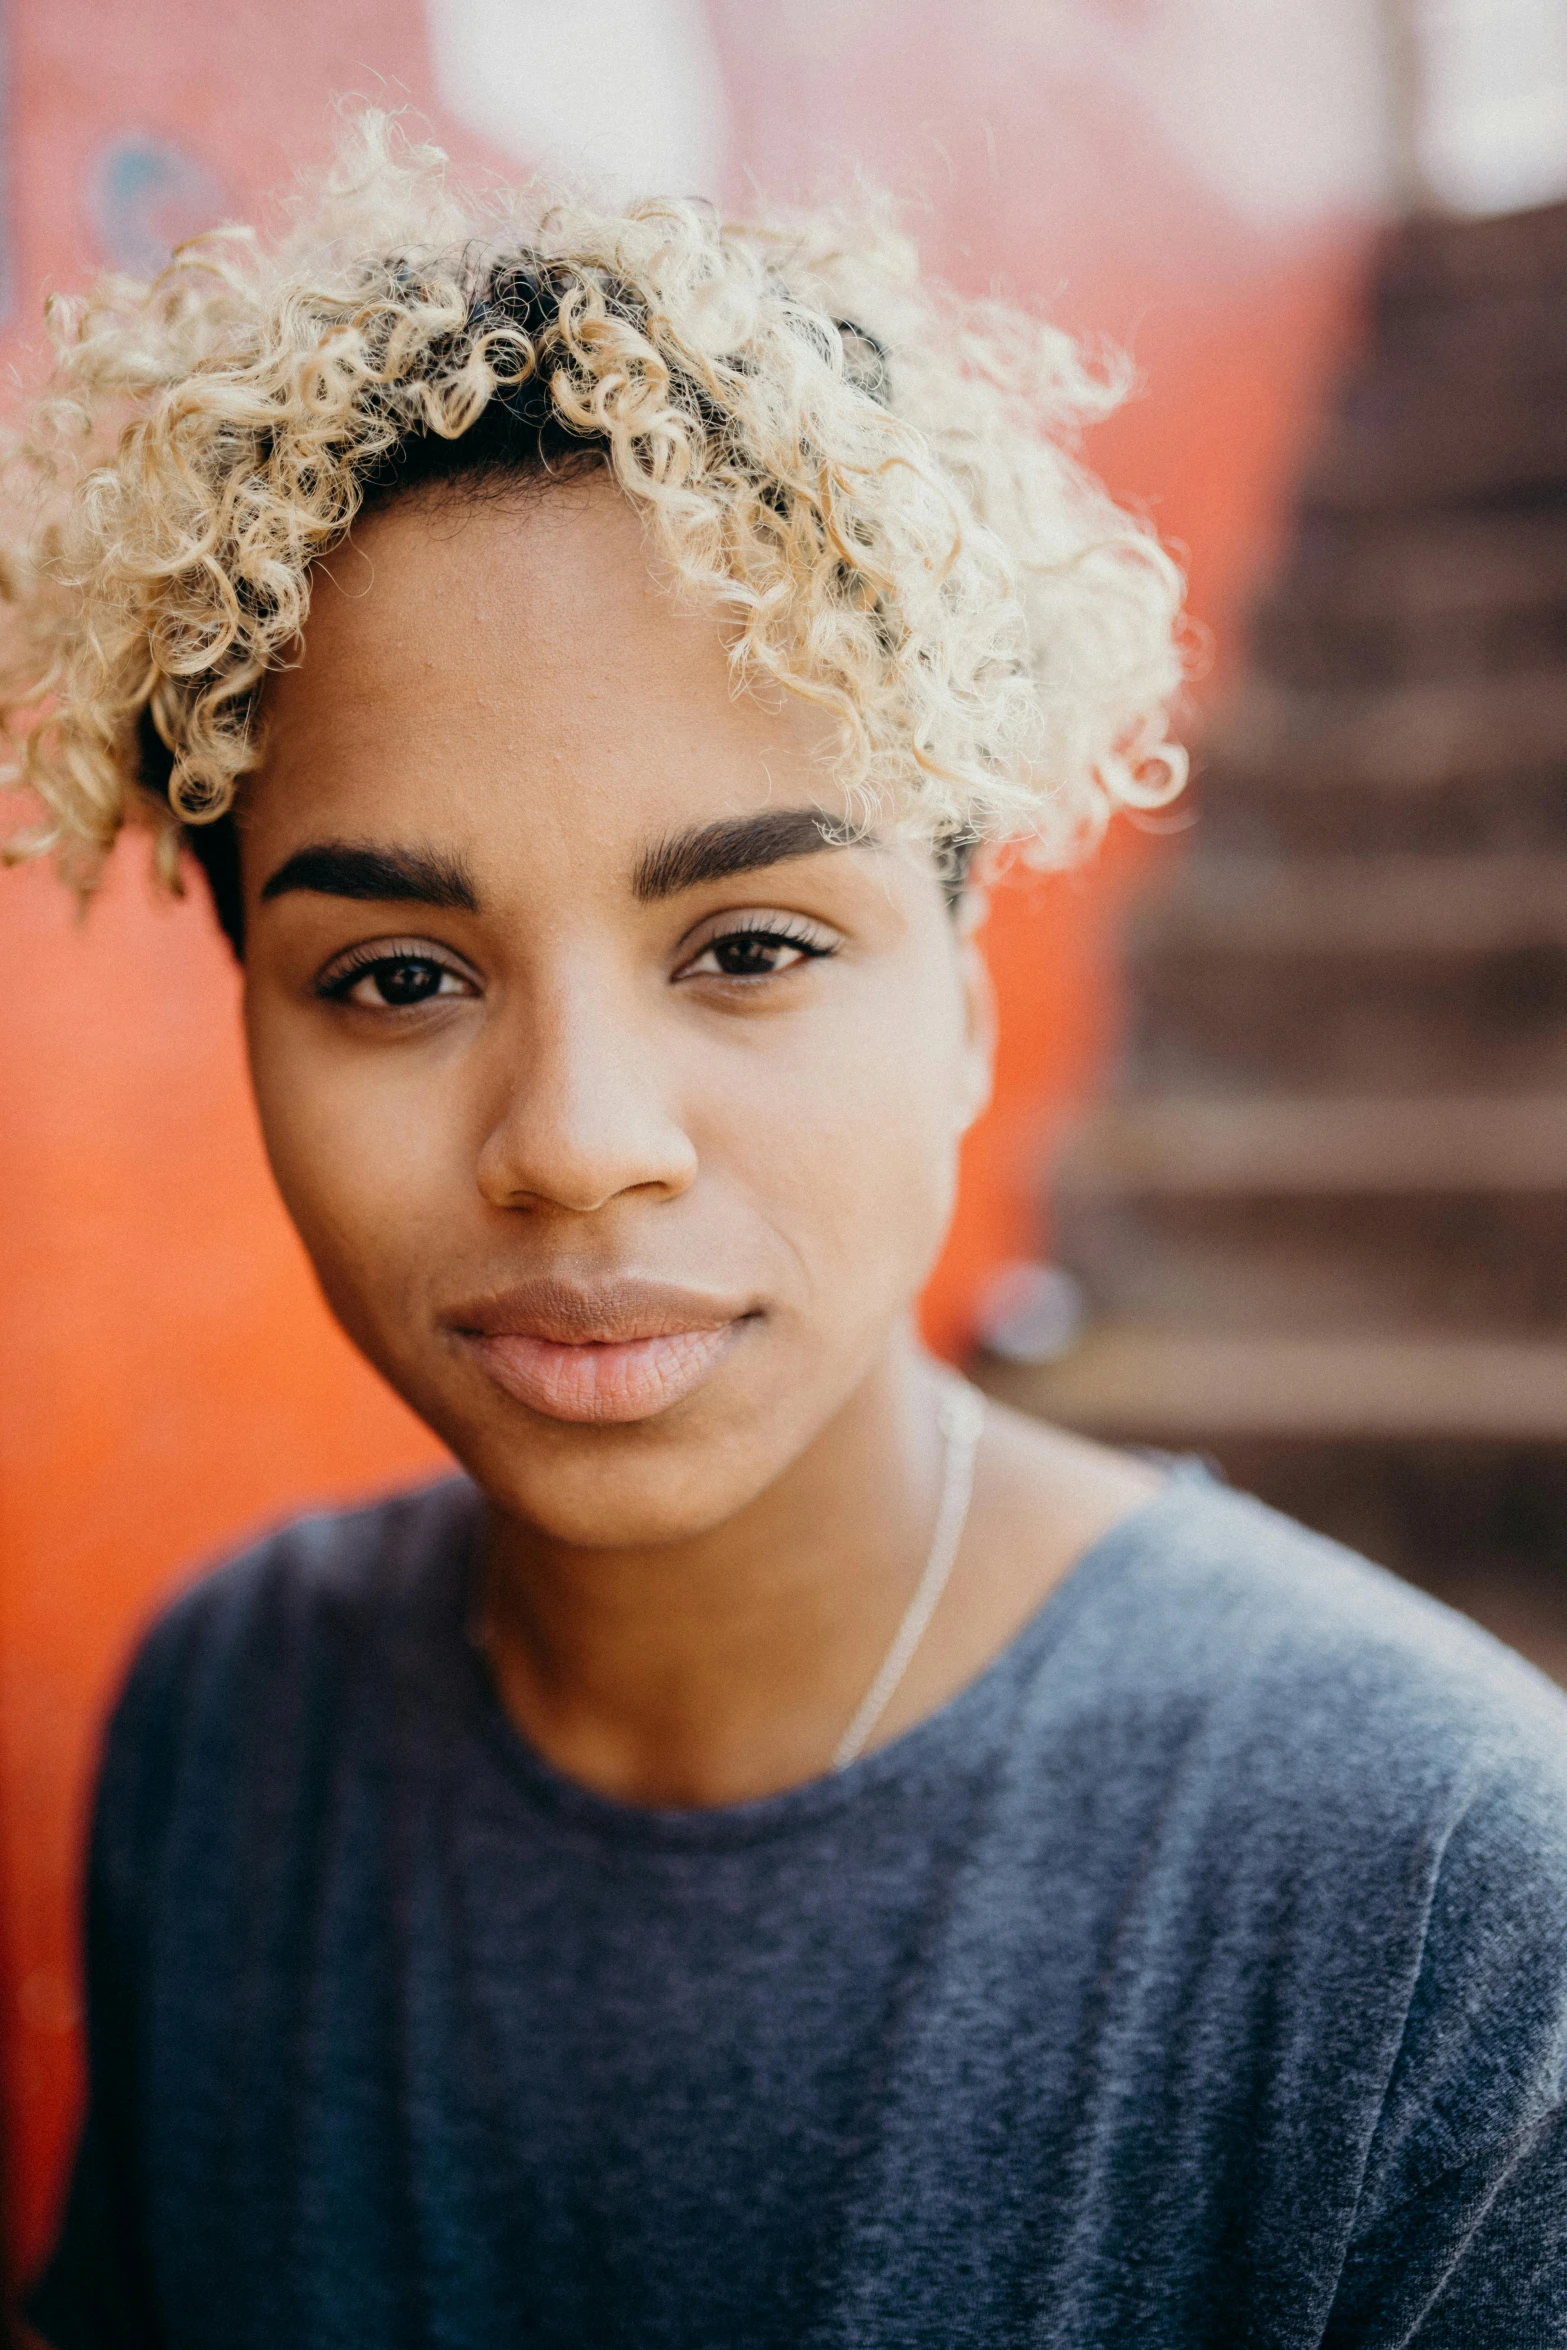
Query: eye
315,940,480,1010
674,915,838,985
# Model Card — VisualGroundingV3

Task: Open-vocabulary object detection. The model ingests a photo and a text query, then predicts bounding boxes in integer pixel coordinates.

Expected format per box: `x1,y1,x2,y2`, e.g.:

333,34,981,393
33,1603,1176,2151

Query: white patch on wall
426,0,729,199
861,0,1395,231
1026,0,1567,224
1418,0,1567,214
1097,0,1394,228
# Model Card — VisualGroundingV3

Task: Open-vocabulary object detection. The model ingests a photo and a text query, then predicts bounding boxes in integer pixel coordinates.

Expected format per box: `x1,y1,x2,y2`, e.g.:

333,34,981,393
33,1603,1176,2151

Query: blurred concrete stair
1049,1093,1567,1336
982,1332,1567,1443
1196,673,1567,856
980,198,1567,1620
1127,855,1567,1092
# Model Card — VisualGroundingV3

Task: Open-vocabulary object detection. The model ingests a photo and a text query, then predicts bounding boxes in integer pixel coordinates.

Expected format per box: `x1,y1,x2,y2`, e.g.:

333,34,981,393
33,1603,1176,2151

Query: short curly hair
0,112,1187,941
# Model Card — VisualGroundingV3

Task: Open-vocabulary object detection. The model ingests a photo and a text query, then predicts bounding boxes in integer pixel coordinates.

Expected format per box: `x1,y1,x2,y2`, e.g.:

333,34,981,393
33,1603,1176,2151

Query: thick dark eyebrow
259,841,479,913
633,808,868,902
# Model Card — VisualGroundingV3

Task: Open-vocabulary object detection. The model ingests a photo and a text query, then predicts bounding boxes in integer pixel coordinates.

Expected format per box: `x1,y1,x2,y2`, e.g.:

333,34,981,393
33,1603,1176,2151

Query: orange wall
0,0,1371,2279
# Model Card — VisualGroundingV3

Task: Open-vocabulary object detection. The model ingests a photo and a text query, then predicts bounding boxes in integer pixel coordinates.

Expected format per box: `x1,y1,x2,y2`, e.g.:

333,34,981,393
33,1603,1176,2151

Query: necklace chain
830,1380,986,1772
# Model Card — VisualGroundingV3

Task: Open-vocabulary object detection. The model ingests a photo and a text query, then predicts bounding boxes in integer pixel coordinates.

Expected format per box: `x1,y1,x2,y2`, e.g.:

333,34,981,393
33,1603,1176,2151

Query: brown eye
316,946,477,1008
360,958,452,1007
709,933,809,978
676,921,837,984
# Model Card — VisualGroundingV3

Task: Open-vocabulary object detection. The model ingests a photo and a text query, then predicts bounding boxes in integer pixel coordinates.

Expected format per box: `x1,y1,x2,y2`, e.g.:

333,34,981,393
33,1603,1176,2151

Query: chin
463,1430,774,1551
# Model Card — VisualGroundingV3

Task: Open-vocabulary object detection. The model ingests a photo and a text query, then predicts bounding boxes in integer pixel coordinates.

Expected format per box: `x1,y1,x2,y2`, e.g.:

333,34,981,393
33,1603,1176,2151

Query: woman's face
241,476,992,1547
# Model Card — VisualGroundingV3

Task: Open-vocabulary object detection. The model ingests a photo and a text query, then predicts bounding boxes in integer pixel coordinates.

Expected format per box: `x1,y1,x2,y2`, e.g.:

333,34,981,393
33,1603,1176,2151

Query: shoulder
1060,1468,1567,1809
1047,1470,1567,2193
129,1472,478,1687
96,1475,481,1846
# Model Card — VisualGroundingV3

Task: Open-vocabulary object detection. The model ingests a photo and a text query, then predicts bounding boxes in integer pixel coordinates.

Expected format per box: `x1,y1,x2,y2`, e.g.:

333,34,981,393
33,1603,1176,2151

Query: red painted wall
0,0,1371,2280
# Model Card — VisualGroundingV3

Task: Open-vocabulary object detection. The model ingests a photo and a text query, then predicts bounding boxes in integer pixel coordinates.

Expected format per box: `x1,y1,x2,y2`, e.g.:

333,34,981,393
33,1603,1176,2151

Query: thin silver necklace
830,1380,986,1771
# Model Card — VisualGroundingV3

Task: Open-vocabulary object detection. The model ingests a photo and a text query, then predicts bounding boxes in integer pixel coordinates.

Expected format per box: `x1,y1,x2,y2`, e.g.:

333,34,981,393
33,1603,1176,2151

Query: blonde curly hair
1,112,1187,934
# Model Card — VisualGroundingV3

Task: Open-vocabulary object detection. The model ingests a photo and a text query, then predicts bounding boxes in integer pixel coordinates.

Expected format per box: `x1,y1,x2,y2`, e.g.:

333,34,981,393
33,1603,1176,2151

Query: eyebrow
633,807,867,902
259,841,479,912
257,810,864,917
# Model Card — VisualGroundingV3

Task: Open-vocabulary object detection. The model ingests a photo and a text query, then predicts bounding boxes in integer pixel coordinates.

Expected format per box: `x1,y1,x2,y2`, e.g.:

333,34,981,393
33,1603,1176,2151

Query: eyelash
315,939,476,1008
675,915,838,983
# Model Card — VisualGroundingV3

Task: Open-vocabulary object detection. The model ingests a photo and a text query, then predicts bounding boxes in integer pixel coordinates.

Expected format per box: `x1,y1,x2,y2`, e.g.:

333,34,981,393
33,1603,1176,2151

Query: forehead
251,478,841,863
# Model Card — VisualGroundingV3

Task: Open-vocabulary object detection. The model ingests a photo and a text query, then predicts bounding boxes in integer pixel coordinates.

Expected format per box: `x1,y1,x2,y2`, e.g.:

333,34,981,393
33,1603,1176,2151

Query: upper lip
443,1275,751,1346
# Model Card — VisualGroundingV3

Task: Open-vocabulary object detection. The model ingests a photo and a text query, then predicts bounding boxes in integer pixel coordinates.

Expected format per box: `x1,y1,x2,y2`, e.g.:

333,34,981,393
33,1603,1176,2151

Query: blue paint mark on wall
90,134,227,277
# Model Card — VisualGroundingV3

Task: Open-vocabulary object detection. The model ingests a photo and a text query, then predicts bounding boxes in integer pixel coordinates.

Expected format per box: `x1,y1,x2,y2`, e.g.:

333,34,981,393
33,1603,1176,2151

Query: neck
477,1337,951,1808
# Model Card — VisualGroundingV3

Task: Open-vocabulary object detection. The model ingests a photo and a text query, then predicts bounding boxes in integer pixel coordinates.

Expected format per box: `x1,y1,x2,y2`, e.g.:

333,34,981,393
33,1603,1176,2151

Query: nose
473,962,699,1217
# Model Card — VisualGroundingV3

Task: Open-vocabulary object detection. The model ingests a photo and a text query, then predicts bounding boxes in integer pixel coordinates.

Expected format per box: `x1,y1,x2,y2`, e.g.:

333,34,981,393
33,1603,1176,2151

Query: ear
954,903,996,1135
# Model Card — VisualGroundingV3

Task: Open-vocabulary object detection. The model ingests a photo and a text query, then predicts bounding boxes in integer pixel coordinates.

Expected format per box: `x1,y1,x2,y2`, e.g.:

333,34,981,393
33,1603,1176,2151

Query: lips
445,1278,750,1426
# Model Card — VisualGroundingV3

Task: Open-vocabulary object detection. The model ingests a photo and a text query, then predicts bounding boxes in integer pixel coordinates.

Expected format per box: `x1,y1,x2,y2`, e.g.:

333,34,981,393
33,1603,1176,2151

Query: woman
10,118,1567,2349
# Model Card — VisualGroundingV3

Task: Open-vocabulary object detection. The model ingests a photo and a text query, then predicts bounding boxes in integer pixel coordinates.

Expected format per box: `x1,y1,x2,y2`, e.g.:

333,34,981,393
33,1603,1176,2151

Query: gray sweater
31,1465,1567,2347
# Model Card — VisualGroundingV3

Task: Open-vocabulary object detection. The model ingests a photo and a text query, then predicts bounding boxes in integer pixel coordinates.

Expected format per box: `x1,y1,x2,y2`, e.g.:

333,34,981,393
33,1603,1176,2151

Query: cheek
245,1009,466,1317
698,965,967,1307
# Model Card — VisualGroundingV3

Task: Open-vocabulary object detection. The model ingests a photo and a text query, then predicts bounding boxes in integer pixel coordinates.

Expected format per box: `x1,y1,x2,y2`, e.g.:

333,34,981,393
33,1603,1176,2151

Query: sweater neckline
447,1458,1216,1853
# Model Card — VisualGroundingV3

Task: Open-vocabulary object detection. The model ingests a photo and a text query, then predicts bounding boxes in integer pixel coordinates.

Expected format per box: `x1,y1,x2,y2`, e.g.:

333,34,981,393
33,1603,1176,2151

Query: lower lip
464,1324,740,1424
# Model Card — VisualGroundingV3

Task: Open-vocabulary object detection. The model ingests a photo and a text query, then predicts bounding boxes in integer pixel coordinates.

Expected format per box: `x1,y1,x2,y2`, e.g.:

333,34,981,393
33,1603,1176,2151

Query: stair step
1204,667,1567,796
1057,1092,1567,1195
1304,342,1567,512
1304,406,1567,515
1250,601,1567,696
1125,940,1567,1094
1053,1100,1567,1336
1372,197,1567,315
1193,669,1567,856
979,1329,1567,1442
1193,760,1567,859
1124,862,1567,1091
1251,506,1567,692
1266,506,1567,631
1053,1191,1567,1339
1136,855,1567,958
